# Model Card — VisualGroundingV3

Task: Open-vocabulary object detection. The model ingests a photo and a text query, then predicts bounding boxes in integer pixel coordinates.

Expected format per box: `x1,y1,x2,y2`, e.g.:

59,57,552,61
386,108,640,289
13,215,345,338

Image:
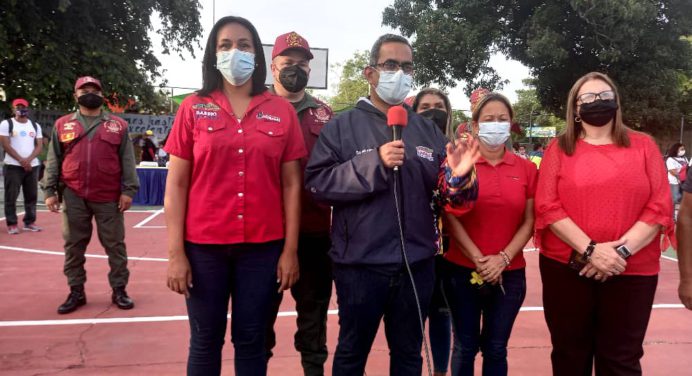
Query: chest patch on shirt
192,103,221,110
416,146,434,161
63,122,76,131
104,121,122,134
195,110,219,119
312,107,330,122
257,112,281,123
61,132,76,142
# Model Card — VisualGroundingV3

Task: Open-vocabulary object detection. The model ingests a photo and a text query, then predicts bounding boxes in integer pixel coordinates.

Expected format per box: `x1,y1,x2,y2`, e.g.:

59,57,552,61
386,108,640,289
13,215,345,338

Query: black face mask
579,99,618,127
279,65,309,93
419,108,448,133
77,93,104,109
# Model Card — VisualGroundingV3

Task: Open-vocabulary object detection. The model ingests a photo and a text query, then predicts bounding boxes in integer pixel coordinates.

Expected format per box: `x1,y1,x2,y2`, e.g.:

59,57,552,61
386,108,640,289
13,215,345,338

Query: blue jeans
332,258,435,376
444,263,526,376
184,241,282,376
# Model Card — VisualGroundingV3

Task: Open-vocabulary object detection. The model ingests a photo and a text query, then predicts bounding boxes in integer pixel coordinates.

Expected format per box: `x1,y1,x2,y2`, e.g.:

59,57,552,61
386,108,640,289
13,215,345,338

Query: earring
574,115,581,123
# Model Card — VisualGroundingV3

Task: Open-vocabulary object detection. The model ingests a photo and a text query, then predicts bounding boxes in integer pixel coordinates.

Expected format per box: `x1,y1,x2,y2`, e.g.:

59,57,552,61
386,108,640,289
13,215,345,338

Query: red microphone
387,106,408,171
387,105,408,142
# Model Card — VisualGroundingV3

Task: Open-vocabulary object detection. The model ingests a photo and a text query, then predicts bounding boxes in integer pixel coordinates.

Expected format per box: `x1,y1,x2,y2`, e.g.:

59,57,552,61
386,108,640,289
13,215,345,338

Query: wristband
584,240,597,261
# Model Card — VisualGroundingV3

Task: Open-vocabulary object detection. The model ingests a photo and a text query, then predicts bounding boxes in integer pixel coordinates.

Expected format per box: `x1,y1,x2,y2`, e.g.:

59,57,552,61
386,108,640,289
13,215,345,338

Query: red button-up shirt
165,90,307,244
534,132,673,276
445,150,537,270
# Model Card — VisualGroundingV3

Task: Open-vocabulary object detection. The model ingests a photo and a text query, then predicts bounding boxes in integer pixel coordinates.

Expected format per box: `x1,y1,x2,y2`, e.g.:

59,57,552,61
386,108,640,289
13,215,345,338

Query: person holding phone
534,72,673,376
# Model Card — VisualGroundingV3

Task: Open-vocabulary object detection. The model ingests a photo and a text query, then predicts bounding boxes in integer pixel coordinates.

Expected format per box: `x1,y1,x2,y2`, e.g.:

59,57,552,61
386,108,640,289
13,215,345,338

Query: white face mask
478,121,511,149
216,49,255,86
678,150,686,157
375,70,413,105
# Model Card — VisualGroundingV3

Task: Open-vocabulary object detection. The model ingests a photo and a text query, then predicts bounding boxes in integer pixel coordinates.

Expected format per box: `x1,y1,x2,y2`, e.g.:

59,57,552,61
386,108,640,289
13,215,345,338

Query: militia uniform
265,31,334,376
42,76,139,314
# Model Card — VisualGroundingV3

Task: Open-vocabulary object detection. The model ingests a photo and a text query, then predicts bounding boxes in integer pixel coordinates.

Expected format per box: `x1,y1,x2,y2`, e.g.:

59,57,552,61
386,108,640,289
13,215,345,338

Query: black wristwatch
583,240,597,261
616,245,632,259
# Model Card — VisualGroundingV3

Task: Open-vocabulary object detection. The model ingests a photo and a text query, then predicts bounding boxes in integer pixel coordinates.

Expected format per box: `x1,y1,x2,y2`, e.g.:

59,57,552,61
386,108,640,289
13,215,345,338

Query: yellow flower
470,271,484,286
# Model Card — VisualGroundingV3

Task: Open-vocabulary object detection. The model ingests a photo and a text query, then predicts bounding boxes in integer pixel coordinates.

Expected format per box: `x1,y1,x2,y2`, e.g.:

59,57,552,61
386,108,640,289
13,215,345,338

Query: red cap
74,76,102,91
272,32,314,60
387,106,408,128
11,98,29,107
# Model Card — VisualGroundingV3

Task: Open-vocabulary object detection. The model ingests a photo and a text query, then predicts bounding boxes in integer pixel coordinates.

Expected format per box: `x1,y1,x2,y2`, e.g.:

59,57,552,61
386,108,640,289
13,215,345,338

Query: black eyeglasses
372,59,415,74
577,90,615,104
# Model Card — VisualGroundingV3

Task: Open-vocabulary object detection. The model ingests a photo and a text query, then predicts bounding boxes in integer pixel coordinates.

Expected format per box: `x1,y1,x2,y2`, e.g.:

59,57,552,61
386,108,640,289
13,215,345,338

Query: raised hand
446,135,480,178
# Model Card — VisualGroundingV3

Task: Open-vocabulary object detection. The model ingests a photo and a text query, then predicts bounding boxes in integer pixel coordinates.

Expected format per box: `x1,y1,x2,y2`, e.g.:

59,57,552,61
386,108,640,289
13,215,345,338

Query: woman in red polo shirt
535,72,673,376
164,16,306,376
443,92,537,376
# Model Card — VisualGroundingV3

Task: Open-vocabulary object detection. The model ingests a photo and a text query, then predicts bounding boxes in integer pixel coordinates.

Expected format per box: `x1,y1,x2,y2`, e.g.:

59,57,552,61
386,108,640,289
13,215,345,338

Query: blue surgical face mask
15,109,29,117
478,121,511,149
216,49,255,86
375,70,413,105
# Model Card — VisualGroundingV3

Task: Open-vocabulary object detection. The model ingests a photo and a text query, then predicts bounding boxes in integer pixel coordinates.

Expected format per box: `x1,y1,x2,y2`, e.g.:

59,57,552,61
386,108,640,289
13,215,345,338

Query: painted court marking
0,305,685,328
133,208,166,229
0,245,168,262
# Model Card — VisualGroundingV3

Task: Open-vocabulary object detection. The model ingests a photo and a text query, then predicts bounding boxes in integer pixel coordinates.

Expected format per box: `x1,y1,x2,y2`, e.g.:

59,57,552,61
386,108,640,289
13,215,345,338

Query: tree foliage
383,0,692,135
513,79,566,137
0,0,202,112
328,50,370,112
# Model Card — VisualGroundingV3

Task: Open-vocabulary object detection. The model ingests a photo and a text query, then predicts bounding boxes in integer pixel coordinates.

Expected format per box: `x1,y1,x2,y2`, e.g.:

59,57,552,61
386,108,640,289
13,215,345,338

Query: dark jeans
429,255,452,373
185,240,282,376
539,255,658,376
444,262,526,376
332,258,434,376
266,234,333,375
3,164,39,226
62,187,128,288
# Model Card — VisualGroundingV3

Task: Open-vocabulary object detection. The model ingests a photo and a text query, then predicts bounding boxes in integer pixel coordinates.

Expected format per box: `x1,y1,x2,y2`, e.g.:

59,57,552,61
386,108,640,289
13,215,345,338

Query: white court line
0,245,540,263
0,305,685,328
133,208,164,228
0,211,25,222
662,255,678,262
0,245,167,262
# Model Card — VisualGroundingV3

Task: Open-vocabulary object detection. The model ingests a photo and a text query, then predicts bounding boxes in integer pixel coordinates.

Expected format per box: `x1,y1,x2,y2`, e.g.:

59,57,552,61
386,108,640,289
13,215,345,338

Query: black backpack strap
6,119,37,136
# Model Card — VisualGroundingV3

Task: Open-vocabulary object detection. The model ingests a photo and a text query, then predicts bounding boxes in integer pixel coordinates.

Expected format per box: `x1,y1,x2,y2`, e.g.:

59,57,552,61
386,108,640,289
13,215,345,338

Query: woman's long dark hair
198,16,267,97
666,142,684,158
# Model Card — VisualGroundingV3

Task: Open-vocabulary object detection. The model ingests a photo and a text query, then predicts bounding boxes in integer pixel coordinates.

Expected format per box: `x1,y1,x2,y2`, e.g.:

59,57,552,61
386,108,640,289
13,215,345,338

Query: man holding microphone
305,34,479,375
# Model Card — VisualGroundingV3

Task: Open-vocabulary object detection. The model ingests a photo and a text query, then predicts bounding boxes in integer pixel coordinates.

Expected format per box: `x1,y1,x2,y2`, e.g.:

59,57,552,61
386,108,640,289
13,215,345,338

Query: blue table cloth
133,167,168,206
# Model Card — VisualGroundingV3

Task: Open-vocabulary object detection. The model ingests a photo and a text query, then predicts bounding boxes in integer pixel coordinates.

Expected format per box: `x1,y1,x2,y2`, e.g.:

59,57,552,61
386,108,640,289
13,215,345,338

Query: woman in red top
164,17,306,376
443,92,537,376
535,72,673,376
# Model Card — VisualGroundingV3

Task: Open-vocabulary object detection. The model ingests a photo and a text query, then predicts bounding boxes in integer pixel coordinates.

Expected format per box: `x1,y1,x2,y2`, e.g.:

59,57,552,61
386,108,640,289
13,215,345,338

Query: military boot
57,285,86,314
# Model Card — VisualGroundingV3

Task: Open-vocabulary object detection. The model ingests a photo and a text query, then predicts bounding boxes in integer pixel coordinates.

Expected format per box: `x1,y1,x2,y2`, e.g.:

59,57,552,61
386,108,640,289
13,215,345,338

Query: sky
153,0,531,111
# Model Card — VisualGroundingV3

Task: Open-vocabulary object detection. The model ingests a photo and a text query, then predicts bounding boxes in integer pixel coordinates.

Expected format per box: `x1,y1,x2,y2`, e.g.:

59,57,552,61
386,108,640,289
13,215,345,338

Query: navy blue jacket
305,99,462,266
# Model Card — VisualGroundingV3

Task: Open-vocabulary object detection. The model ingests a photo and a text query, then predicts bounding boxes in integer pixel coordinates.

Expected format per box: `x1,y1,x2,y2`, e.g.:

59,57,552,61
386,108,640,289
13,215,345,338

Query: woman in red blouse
163,17,306,376
535,72,673,376
443,92,537,376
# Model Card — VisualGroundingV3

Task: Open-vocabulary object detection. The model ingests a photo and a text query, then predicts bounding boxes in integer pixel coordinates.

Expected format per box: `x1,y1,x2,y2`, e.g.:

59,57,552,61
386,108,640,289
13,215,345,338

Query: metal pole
170,88,174,114
681,115,685,144
213,0,215,24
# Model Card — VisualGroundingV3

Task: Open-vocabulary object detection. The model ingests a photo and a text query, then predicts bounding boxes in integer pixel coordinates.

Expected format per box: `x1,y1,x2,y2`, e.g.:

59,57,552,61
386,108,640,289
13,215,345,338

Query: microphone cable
392,168,434,376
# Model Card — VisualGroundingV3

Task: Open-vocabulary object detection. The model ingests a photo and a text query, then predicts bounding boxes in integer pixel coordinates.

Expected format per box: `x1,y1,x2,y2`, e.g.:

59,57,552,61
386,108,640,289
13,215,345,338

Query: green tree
329,50,370,112
383,0,692,136
513,79,566,139
0,0,202,112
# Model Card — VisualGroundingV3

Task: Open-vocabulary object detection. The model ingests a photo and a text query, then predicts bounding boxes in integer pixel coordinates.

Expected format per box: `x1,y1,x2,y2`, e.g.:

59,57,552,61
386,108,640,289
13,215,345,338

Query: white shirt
0,118,43,167
666,156,687,185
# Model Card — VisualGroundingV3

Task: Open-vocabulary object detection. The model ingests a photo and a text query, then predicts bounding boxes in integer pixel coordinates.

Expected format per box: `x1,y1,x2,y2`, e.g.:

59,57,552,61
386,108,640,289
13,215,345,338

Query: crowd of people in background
3,14,692,376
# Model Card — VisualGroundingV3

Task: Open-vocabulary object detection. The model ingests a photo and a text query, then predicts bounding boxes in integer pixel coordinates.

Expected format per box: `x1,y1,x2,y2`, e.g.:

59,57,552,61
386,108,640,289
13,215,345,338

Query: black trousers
539,255,657,376
266,234,333,376
3,164,39,226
